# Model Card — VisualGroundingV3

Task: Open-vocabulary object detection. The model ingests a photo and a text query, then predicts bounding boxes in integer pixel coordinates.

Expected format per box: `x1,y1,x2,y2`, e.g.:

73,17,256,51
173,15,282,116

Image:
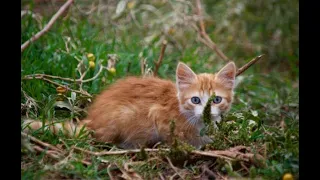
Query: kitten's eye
213,96,222,104
191,97,201,104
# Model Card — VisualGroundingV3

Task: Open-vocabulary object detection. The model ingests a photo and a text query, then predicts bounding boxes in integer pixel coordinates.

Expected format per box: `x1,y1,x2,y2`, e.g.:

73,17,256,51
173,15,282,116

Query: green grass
22,0,298,179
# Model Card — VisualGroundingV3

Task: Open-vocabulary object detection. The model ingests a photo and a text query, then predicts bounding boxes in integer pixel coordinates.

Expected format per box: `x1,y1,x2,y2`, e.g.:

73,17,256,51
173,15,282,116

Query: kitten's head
176,62,236,125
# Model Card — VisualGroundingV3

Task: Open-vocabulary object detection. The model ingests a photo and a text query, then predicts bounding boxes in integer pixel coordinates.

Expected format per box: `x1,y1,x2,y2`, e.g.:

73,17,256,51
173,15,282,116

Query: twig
140,58,146,75
126,61,131,75
166,156,184,180
73,146,168,156
195,0,229,61
21,0,74,52
236,54,265,76
201,164,217,179
153,40,168,77
21,132,64,153
73,145,261,162
82,65,104,83
107,164,116,180
23,74,76,82
22,75,92,97
191,150,234,161
33,145,63,159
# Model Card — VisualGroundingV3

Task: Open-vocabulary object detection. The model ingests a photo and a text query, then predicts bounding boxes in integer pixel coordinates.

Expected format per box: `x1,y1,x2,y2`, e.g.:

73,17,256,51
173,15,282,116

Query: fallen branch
22,132,64,153
236,54,265,76
21,0,74,52
73,145,264,163
153,40,168,77
195,0,229,61
33,145,63,159
73,146,167,156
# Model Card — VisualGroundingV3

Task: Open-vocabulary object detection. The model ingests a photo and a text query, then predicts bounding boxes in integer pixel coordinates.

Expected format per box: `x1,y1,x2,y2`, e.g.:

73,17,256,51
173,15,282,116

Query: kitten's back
87,76,181,148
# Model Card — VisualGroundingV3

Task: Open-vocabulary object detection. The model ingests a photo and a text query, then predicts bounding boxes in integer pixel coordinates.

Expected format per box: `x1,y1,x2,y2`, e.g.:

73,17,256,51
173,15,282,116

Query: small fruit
127,1,135,9
282,173,294,180
89,61,95,69
56,86,67,94
108,67,116,75
87,53,95,62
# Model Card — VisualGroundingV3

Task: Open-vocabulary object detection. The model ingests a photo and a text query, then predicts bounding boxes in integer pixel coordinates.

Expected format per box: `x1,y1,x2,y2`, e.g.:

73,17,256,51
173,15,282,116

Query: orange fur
22,62,237,149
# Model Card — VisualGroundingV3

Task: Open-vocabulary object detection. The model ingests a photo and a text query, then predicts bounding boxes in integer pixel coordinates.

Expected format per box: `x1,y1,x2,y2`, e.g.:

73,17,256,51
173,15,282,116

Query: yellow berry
282,173,294,180
89,61,95,69
56,86,67,94
108,67,116,75
87,53,95,62
127,1,135,9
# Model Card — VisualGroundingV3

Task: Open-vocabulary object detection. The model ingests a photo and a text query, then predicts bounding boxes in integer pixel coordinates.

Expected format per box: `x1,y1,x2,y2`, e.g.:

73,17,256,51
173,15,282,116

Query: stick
73,146,262,162
22,76,92,97
153,40,168,77
195,0,229,61
33,145,63,159
166,157,184,180
22,132,64,153
236,54,265,76
73,146,167,156
21,0,74,52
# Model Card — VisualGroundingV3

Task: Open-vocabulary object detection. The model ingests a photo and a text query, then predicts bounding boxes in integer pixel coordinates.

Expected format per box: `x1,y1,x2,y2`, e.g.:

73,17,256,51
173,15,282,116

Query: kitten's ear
215,61,236,89
176,62,197,91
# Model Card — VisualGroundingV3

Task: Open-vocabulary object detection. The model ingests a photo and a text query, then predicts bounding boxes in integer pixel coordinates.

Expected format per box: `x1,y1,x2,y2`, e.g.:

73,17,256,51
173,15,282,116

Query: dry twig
166,156,184,179
153,40,168,77
236,54,265,76
21,0,74,52
22,75,92,97
21,132,64,153
194,0,229,61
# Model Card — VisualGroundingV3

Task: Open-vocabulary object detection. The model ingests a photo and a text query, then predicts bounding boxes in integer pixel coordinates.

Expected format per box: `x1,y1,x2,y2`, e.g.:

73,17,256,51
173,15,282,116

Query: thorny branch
21,0,74,52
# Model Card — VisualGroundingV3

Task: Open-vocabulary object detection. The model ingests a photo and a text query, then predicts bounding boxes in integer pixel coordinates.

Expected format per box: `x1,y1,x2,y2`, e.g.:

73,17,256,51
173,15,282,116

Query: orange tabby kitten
23,62,236,149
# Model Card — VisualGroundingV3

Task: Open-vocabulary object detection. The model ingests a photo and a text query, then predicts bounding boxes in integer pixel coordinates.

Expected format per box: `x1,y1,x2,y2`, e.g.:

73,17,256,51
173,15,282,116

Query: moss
201,93,216,136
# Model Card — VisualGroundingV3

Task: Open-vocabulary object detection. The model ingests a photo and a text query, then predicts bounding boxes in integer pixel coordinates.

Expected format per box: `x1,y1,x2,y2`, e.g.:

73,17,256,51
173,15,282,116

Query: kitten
23,62,236,149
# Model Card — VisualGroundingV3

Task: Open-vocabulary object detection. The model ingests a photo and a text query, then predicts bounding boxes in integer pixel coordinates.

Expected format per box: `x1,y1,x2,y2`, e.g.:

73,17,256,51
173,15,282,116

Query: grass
21,0,298,179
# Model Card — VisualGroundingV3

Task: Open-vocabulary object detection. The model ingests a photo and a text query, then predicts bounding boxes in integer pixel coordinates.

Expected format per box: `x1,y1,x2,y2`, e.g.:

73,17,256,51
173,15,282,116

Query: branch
22,132,64,153
82,65,104,83
73,146,166,156
21,0,74,52
153,40,168,77
236,54,265,77
73,145,264,163
195,0,229,61
22,75,92,97
23,74,76,82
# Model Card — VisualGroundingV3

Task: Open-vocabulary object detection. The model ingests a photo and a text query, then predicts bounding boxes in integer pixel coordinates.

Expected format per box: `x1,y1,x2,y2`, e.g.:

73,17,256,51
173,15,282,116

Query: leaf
71,92,76,102
251,110,258,117
54,101,72,111
116,0,128,15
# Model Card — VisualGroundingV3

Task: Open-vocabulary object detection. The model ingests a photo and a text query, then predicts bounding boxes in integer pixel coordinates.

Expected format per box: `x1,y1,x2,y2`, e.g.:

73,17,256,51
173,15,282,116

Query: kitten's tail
22,119,92,137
